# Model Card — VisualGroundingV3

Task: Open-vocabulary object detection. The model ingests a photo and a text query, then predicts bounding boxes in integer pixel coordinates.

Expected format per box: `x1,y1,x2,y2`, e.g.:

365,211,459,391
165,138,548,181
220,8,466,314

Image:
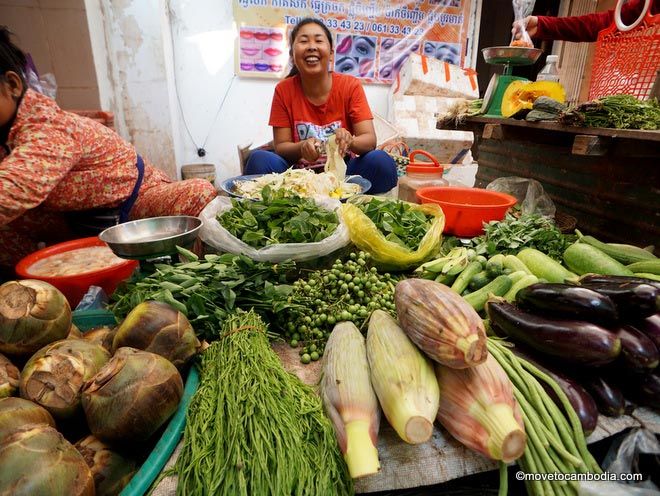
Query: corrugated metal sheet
474,139,660,251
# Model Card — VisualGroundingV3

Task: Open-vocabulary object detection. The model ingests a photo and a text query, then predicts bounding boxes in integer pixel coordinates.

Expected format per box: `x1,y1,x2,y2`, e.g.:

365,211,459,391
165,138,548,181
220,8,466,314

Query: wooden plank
462,116,660,142
482,123,503,140
572,134,611,155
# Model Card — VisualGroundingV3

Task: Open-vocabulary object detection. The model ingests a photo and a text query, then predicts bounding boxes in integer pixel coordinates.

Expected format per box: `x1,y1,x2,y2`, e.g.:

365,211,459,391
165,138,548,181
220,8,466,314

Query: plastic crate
72,310,199,496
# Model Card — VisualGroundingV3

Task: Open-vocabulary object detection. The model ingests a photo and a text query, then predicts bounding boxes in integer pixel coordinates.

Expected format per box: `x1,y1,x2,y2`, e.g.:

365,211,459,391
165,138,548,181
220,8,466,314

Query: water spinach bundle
174,310,353,496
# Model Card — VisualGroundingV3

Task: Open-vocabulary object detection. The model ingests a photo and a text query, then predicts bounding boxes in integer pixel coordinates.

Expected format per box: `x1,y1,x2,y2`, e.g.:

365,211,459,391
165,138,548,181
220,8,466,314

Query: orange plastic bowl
15,237,138,308
416,187,517,237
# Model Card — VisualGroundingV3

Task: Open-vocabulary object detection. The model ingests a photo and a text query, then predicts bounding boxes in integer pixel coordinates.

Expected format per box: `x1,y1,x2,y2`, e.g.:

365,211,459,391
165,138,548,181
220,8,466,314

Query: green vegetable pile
217,186,339,248
560,95,660,130
277,251,399,363
468,211,570,260
174,310,352,496
110,249,297,341
356,197,433,250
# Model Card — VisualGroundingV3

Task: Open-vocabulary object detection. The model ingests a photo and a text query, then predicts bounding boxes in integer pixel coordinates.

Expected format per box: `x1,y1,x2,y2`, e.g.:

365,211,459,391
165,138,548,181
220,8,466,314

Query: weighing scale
480,46,543,118
99,216,202,273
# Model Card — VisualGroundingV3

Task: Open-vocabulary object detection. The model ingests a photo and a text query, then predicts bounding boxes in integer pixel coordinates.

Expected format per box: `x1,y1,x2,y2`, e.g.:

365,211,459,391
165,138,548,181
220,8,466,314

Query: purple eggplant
579,274,660,290
516,283,618,326
629,314,660,349
579,281,659,320
579,375,625,417
486,300,621,366
511,346,599,435
614,326,659,370
621,373,660,410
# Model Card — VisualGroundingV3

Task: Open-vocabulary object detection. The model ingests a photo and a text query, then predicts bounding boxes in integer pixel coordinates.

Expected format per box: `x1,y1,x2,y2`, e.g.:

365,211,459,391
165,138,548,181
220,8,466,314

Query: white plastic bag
511,0,536,47
198,196,351,263
486,177,556,218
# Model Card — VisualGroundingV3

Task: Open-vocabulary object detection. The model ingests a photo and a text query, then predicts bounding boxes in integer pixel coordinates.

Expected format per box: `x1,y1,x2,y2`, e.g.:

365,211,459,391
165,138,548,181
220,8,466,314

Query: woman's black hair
0,26,27,85
286,18,333,78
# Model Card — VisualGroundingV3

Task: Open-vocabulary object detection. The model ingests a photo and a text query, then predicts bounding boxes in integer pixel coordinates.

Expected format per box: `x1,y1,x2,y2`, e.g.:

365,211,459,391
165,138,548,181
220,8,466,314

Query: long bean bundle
488,339,601,496
174,310,353,496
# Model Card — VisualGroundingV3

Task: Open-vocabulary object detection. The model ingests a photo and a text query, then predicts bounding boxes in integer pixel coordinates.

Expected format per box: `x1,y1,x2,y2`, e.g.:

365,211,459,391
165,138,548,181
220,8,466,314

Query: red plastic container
416,187,517,237
15,237,138,307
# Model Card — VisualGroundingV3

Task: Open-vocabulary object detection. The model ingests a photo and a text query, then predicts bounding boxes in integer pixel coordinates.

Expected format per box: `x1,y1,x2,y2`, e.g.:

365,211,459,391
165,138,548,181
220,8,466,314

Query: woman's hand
334,128,354,156
300,137,322,162
512,15,538,41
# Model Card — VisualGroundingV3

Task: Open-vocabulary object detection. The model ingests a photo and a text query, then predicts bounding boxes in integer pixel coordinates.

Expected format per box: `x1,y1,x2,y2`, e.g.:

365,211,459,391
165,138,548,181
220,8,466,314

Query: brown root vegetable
68,324,83,340
0,424,94,495
75,435,137,496
112,301,200,369
0,397,56,438
20,339,110,419
0,353,19,398
82,326,117,353
82,347,183,445
0,280,71,356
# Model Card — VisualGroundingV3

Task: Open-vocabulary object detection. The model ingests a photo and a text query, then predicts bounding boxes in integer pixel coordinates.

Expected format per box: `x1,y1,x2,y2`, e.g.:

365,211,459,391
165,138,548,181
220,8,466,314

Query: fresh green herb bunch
217,186,339,248
278,251,398,364
110,250,298,341
356,197,433,250
560,95,660,130
469,211,570,261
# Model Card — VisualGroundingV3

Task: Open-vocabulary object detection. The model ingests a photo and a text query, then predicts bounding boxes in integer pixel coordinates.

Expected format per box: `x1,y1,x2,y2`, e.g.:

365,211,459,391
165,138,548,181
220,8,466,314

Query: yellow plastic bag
340,197,445,271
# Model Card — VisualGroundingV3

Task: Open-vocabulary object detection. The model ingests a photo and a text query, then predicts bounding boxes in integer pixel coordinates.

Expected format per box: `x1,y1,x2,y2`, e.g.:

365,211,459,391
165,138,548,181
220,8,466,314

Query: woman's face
291,23,332,78
0,73,22,131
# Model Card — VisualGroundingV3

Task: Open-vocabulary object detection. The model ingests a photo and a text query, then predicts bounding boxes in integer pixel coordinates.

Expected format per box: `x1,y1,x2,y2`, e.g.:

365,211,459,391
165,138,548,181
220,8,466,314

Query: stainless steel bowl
482,46,543,66
99,216,202,259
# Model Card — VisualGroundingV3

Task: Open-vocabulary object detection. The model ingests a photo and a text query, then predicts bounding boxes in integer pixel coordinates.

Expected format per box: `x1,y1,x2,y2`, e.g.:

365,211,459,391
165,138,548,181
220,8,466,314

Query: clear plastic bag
198,196,350,263
340,196,445,271
578,428,660,495
511,0,536,47
486,177,556,218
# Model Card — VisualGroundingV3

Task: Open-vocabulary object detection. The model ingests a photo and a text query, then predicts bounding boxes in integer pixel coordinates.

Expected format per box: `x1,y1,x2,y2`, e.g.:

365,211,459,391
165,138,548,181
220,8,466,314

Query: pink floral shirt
0,89,170,226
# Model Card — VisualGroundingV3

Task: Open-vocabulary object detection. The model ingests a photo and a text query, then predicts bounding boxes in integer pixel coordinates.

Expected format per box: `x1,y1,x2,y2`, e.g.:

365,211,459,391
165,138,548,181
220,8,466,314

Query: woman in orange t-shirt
245,18,397,194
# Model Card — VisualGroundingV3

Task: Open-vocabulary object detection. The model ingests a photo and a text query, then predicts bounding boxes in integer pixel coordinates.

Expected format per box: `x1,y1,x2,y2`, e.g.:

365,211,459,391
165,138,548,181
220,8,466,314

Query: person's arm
334,120,376,156
0,126,80,225
273,127,321,163
534,0,644,42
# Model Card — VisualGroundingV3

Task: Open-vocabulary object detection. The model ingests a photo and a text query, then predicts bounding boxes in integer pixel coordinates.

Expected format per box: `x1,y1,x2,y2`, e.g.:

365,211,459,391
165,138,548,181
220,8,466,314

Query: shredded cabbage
233,169,361,200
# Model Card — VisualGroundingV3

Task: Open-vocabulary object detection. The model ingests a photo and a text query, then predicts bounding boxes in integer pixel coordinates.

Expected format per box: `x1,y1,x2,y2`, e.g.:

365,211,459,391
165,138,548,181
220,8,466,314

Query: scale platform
480,46,543,118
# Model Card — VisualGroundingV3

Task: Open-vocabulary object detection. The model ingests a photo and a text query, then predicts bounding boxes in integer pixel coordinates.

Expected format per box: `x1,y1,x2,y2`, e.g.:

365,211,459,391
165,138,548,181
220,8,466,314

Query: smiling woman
244,17,397,194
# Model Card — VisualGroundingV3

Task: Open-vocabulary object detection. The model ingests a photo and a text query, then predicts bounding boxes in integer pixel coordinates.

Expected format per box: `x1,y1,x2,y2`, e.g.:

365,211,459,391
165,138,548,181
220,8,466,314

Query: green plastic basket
73,309,199,496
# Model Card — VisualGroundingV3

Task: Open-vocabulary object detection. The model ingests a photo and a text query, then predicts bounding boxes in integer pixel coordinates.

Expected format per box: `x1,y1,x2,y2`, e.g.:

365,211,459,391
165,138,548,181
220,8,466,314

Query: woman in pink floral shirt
0,27,217,275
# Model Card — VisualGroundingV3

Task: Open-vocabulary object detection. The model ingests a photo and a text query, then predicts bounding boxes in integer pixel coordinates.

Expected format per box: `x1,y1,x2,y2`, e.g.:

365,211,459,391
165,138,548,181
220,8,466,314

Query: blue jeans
245,149,398,194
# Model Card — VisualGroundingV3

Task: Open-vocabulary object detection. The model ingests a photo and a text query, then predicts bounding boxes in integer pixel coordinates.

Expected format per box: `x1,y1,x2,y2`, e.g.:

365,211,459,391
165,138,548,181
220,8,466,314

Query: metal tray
99,216,202,260
482,46,543,66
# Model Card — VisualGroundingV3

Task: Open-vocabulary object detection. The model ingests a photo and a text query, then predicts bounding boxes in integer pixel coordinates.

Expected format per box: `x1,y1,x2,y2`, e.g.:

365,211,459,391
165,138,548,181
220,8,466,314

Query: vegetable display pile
217,186,339,248
559,95,660,130
277,251,399,362
468,211,570,260
174,311,352,496
110,250,297,341
355,197,433,250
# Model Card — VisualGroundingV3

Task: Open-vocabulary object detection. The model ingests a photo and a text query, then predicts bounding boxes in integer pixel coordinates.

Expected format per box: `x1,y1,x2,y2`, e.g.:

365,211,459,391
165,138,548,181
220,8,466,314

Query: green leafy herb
110,253,299,340
357,198,433,250
560,95,660,130
468,212,571,260
217,186,339,248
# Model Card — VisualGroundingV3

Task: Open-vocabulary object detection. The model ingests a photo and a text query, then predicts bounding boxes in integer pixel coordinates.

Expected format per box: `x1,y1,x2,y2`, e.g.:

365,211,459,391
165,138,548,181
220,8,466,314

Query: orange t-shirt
269,72,373,166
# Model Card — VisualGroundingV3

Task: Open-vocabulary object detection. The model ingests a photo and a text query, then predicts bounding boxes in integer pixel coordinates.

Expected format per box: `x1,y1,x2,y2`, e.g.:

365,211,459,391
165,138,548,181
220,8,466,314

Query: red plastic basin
416,187,517,237
15,237,138,307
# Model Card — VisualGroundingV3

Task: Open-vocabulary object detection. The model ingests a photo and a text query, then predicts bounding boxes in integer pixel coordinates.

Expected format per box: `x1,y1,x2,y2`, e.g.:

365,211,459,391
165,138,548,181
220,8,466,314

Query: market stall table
449,117,660,253
152,343,660,495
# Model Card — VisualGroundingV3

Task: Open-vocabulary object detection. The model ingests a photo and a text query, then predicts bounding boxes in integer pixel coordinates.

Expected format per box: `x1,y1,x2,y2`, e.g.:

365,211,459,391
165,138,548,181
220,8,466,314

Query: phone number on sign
321,18,426,36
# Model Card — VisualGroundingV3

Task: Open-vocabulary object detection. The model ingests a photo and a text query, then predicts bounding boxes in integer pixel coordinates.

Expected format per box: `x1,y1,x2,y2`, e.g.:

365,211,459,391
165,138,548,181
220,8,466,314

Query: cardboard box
398,124,474,165
393,53,479,99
